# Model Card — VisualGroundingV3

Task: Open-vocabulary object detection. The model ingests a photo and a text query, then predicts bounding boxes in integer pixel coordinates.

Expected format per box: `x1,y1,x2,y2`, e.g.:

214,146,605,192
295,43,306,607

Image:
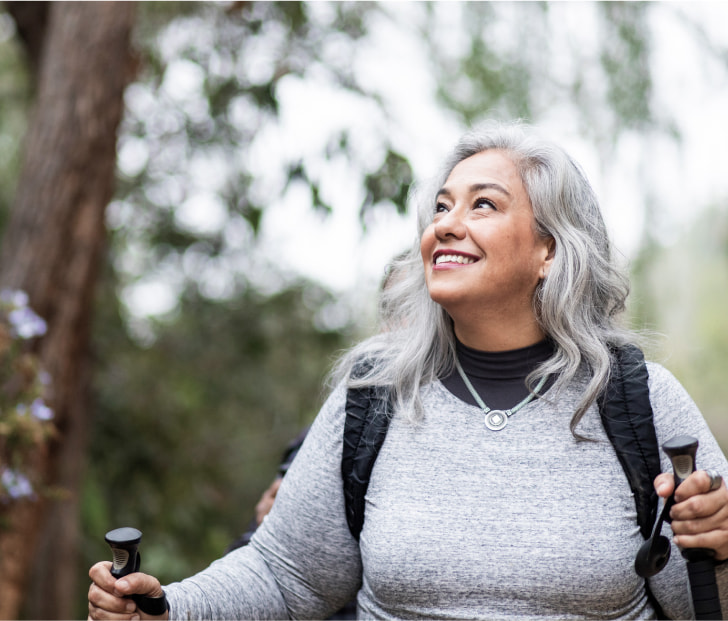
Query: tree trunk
4,2,50,77
0,3,136,619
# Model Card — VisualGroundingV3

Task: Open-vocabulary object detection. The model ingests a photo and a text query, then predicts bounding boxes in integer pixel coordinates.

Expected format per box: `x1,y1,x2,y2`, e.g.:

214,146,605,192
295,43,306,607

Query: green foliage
422,2,667,150
82,266,354,591
114,0,413,299
428,3,538,124
0,10,31,234
598,2,653,132
363,150,413,221
629,206,728,452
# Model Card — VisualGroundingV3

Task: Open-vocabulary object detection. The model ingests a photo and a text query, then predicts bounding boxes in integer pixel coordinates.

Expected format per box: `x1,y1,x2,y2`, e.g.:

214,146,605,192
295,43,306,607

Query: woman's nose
434,206,466,240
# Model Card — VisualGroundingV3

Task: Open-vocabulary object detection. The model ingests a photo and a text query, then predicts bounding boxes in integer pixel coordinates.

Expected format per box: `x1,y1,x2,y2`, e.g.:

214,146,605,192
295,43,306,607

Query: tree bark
0,3,136,619
3,2,50,77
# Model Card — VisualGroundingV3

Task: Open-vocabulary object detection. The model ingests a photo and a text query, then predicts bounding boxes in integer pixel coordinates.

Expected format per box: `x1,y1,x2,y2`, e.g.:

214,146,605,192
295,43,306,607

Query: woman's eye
475,198,495,210
435,202,449,213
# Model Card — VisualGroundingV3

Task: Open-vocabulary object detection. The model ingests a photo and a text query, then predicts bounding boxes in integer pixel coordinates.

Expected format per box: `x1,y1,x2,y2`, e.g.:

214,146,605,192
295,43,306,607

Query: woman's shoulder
645,360,689,395
644,360,704,427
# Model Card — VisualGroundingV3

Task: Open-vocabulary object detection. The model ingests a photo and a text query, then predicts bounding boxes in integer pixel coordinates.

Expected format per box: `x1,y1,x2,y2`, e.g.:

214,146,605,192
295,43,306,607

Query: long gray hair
333,120,635,435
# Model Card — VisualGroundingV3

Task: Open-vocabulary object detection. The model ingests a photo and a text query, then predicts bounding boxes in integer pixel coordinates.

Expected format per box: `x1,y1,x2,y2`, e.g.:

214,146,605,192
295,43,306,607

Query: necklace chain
454,357,548,431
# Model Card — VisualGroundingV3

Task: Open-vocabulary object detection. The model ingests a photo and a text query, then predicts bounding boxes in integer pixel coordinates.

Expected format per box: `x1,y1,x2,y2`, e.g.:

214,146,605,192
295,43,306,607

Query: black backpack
341,344,662,542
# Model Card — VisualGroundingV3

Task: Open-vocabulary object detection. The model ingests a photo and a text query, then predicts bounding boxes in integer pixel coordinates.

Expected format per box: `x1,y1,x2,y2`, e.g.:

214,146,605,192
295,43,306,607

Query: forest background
1,2,728,619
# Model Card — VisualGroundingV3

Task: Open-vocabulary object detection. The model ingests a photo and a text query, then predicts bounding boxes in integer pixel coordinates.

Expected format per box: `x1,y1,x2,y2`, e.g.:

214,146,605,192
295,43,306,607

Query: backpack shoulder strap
597,344,662,540
342,371,392,541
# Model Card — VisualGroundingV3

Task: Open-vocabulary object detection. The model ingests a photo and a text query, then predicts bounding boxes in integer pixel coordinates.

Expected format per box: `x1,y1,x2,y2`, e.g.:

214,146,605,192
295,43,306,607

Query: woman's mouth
433,252,479,266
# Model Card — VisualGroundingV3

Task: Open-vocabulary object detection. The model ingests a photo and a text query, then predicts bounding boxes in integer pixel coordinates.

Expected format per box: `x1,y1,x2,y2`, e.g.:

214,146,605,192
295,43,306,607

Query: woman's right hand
88,561,169,620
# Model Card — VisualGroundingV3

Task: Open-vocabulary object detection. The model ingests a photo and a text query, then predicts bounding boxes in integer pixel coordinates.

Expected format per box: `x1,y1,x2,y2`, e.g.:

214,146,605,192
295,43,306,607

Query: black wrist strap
132,593,169,616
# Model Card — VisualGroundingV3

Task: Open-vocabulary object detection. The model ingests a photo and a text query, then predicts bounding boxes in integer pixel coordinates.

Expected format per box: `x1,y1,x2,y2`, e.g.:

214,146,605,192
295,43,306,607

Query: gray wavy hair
333,120,635,435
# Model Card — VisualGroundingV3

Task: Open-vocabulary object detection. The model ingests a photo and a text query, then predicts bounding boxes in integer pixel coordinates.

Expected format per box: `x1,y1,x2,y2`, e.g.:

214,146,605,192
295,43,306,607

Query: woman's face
420,149,553,325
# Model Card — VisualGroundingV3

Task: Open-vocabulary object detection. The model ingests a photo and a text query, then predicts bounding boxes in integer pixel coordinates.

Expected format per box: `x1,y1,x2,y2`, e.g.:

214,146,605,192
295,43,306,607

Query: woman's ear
540,236,556,279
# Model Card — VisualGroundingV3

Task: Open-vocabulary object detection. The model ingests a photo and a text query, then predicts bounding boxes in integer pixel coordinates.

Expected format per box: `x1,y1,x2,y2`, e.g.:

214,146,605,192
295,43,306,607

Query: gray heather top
164,362,728,619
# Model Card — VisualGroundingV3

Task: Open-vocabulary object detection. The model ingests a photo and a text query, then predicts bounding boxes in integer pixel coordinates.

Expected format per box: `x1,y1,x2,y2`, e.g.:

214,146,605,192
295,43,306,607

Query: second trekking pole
662,435,722,620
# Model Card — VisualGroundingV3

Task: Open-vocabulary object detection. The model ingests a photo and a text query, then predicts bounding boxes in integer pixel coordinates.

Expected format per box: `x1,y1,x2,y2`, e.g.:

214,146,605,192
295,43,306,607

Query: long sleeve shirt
164,362,728,619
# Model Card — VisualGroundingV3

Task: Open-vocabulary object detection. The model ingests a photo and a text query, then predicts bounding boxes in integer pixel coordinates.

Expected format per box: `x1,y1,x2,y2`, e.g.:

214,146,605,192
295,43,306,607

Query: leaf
361,150,413,221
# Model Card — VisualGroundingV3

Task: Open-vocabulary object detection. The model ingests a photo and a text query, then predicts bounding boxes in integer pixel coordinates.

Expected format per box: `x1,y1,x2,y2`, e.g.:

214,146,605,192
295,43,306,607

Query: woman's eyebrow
469,182,511,197
436,182,511,199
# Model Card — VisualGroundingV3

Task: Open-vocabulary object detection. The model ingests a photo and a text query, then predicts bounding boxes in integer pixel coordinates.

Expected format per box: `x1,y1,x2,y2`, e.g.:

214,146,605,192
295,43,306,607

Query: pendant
484,409,509,431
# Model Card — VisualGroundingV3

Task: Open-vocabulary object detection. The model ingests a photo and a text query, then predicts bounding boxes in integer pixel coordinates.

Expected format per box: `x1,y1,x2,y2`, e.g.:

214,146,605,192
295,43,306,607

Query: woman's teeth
435,254,476,265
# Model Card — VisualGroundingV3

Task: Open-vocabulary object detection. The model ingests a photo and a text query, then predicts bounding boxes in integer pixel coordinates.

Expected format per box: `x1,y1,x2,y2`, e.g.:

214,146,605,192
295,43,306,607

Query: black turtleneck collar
441,339,555,411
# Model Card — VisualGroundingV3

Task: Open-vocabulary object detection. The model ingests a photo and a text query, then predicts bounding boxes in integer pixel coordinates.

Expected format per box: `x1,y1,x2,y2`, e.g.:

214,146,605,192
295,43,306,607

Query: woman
89,121,728,619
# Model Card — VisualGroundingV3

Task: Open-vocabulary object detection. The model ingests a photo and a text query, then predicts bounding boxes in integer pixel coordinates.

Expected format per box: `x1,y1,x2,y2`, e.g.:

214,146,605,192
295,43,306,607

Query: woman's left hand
655,470,728,561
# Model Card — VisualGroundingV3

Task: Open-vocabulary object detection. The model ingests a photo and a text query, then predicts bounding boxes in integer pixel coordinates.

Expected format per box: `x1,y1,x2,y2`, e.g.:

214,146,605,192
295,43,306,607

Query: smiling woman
420,149,554,351
88,121,728,621
345,121,633,433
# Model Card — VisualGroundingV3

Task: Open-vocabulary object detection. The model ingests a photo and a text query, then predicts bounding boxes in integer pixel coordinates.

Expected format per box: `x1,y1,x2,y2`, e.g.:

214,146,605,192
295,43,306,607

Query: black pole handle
104,527,169,616
105,527,142,579
662,435,722,620
662,435,699,489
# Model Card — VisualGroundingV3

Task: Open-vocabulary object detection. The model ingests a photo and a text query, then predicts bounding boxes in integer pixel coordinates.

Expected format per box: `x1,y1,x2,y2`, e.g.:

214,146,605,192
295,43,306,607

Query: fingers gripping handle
105,527,168,616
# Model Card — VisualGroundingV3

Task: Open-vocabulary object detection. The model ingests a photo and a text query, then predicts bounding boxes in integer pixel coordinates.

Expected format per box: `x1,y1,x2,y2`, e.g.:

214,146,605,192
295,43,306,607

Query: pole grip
105,527,169,616
105,527,141,578
686,556,722,620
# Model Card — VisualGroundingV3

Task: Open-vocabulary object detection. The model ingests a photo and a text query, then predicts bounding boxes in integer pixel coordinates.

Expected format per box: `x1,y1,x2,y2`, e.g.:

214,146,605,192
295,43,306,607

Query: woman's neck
453,317,546,352
440,338,555,410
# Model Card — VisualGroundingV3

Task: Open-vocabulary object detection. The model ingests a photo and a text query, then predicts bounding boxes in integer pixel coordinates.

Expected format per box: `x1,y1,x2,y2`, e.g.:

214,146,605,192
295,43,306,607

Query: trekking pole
105,527,169,616
662,435,722,620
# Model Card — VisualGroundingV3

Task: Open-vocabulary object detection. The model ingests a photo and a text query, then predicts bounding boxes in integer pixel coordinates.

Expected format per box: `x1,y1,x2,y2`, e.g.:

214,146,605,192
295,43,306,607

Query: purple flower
1,468,35,500
8,307,47,339
30,398,53,421
0,289,29,308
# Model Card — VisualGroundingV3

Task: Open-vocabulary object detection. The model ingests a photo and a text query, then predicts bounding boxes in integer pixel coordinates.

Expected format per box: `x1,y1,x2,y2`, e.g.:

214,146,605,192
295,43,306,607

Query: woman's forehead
443,150,523,193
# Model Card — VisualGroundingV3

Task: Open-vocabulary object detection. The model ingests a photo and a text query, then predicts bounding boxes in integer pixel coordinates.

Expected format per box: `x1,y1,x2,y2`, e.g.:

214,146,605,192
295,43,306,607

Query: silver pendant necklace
454,357,548,431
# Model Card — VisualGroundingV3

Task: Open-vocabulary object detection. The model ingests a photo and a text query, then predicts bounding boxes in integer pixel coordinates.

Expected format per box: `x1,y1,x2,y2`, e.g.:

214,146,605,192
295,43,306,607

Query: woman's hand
654,469,728,561
88,561,169,620
255,477,282,526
